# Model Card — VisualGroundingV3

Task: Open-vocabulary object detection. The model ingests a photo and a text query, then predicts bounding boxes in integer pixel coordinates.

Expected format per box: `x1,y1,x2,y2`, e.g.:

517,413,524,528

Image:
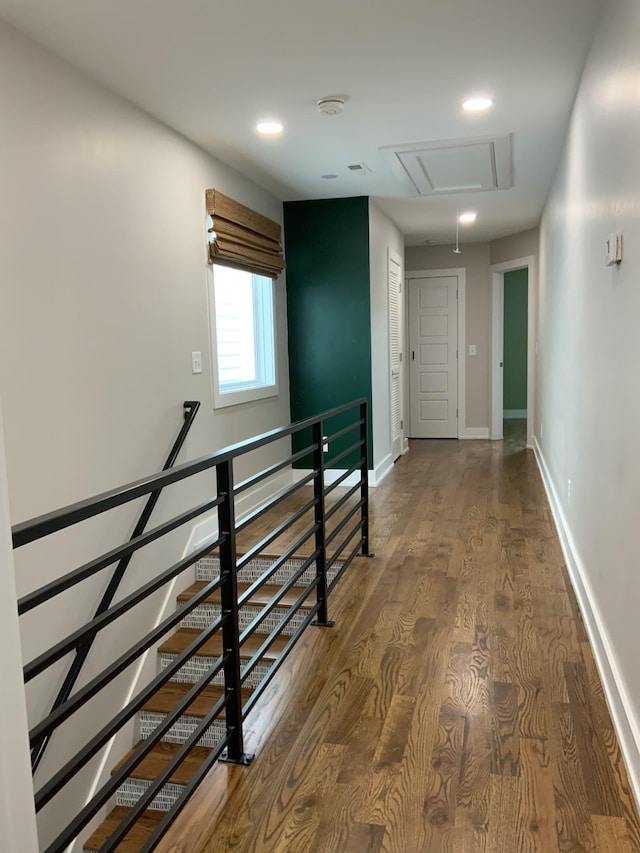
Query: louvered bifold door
388,250,403,461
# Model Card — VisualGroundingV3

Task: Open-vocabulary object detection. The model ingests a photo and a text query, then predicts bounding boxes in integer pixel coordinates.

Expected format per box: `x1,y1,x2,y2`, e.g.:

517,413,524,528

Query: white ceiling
0,0,602,244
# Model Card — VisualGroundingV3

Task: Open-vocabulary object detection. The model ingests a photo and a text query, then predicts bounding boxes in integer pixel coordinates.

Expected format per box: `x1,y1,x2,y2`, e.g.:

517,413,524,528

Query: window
209,264,277,408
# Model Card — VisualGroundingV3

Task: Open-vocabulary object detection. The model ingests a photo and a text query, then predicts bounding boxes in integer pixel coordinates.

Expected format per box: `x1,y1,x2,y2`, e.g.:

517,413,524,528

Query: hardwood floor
155,424,640,852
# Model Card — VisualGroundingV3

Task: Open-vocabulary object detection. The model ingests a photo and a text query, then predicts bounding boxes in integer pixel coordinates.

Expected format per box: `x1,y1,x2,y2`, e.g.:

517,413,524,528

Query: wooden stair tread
158,627,288,659
83,806,165,852
207,548,314,561
113,740,211,785
141,680,252,717
177,580,315,608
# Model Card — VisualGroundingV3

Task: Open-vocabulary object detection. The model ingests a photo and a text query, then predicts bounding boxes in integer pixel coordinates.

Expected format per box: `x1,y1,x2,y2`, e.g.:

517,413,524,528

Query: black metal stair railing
13,398,371,853
28,400,201,774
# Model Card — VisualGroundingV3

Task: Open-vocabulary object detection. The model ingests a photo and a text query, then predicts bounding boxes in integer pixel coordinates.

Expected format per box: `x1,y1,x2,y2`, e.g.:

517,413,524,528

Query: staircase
83,548,342,851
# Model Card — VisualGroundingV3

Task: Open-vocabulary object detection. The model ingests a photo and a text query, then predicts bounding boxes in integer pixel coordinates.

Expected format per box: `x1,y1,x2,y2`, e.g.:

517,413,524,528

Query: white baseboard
533,437,640,814
401,439,410,455
373,453,394,486
459,427,490,439
503,409,527,419
293,467,384,487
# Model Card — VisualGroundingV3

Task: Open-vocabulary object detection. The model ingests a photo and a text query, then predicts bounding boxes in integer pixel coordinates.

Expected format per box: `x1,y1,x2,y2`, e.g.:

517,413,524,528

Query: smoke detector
317,97,345,115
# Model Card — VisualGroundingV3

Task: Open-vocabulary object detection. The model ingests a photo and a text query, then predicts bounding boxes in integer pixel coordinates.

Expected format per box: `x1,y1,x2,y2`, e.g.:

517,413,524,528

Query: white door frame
490,255,537,447
405,268,466,438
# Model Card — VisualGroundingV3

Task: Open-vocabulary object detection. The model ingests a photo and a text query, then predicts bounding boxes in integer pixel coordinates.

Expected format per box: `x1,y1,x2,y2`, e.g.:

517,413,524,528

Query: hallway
156,429,640,852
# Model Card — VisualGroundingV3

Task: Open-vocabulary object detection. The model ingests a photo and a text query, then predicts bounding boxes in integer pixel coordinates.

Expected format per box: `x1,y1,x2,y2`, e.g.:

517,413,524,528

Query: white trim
490,255,537,447
533,437,640,815
459,427,490,439
503,409,527,419
374,452,394,486
401,438,410,455
293,467,387,487
404,268,466,438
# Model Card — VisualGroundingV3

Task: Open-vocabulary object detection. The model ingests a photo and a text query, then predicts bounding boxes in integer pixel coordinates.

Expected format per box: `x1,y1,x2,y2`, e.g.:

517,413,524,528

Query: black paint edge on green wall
284,196,373,469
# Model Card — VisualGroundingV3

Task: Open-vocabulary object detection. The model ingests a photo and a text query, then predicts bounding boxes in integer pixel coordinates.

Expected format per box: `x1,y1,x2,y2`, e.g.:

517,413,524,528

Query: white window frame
207,264,278,409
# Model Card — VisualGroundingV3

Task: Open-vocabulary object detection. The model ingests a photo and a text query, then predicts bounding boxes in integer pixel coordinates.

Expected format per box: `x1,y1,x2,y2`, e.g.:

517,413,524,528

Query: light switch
468,344,477,356
191,352,202,374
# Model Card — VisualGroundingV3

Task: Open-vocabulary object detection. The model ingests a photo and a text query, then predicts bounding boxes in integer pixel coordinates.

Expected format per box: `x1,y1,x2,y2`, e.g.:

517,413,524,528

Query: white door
409,276,458,438
388,250,403,461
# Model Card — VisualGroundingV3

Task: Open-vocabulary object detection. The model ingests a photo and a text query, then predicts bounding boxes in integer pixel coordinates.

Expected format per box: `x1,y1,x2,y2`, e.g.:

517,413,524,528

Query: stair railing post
311,420,333,627
360,400,373,557
216,459,253,765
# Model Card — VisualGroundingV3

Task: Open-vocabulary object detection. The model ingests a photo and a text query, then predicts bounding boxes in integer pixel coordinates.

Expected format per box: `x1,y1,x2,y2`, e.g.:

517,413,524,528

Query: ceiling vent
380,134,513,197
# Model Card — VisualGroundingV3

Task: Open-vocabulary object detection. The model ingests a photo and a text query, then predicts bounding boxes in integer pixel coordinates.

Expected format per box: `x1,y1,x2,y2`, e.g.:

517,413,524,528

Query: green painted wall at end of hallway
503,268,528,411
284,197,373,468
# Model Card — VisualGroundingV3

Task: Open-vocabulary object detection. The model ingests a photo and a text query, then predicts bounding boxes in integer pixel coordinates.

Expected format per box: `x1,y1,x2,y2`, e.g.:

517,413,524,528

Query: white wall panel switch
191,352,202,374
468,344,477,356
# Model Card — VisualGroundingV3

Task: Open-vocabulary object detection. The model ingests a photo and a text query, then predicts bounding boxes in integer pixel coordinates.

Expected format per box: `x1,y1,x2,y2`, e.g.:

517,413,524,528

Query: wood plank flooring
154,423,640,852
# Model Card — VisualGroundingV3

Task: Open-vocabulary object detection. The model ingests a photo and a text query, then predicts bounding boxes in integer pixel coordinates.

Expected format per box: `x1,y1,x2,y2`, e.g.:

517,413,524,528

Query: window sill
213,383,279,410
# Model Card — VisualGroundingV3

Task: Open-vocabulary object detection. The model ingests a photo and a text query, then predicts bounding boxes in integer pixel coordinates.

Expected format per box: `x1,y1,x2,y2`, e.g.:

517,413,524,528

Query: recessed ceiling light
459,211,477,224
461,97,494,112
256,120,284,135
321,173,339,179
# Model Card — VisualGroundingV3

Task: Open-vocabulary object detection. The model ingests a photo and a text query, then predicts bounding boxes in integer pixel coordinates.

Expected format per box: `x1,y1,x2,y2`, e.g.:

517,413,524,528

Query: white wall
537,0,640,803
368,201,404,481
0,20,291,848
490,227,539,266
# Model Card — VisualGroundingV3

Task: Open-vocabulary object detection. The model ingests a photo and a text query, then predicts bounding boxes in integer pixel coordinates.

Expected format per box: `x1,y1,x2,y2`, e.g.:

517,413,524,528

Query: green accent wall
503,269,528,411
284,197,373,468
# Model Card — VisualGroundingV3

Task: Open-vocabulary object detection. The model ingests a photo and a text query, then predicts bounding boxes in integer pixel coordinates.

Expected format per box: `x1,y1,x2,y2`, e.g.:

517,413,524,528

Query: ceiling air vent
379,134,513,197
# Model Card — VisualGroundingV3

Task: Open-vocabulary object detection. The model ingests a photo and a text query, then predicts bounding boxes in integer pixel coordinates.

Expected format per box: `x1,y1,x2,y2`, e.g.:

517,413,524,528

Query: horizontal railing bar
239,551,319,641
29,538,225,748
234,443,317,496
235,470,317,534
34,614,228,812
43,707,233,853
324,417,365,446
325,499,365,549
29,578,224,746
25,528,228,682
326,521,364,574
325,479,364,522
139,731,234,853
323,460,362,496
36,645,229,815
328,536,365,596
242,602,321,720
324,440,364,471
14,398,366,548
241,578,318,682
18,496,223,615
237,524,319,605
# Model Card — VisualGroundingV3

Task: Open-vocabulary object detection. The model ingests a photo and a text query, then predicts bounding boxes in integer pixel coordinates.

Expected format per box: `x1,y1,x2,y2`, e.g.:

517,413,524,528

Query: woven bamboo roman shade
205,189,285,279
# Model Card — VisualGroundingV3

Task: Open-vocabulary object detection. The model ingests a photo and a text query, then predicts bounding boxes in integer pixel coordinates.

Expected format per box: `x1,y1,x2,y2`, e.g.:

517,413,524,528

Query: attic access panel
380,134,513,196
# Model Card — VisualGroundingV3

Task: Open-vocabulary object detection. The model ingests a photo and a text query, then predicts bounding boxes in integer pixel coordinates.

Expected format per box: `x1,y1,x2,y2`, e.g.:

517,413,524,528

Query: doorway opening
490,255,536,447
